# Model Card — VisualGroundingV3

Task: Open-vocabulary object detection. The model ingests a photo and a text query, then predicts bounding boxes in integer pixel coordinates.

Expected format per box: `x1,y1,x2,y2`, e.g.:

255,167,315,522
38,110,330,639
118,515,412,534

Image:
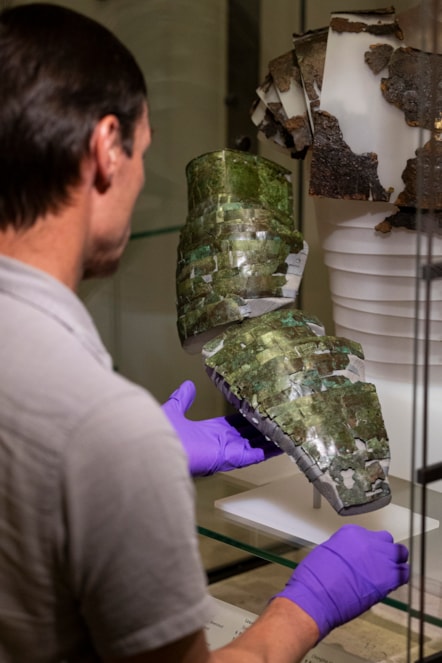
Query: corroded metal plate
178,150,307,352
203,306,391,516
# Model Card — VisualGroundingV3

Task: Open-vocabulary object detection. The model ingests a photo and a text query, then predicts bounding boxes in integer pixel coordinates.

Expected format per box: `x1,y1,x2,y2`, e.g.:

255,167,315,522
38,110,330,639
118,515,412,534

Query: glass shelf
129,225,183,242
195,473,442,629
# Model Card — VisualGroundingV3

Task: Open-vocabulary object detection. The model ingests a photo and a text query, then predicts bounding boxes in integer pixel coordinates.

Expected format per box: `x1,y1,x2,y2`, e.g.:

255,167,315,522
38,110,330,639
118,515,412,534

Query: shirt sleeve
62,383,214,659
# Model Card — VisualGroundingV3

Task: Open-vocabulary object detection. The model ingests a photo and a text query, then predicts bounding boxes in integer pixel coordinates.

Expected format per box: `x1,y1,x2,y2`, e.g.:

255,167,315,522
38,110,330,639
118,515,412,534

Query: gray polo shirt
0,256,213,662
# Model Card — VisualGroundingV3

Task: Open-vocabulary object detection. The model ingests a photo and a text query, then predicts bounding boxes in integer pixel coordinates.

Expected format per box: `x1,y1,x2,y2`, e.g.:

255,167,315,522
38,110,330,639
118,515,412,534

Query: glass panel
78,0,229,411
15,0,439,651
196,473,442,628
79,0,442,640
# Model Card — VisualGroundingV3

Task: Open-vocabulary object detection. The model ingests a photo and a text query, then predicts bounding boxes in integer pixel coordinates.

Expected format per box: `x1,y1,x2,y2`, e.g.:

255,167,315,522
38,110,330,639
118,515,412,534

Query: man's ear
90,115,122,193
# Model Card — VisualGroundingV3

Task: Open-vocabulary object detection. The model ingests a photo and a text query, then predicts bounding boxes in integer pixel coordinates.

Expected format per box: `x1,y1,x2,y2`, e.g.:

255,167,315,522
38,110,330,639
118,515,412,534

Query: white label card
206,599,368,662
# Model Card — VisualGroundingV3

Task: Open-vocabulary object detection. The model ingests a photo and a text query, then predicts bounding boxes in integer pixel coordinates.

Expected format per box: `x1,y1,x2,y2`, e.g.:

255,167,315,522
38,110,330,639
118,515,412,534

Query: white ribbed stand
315,198,442,492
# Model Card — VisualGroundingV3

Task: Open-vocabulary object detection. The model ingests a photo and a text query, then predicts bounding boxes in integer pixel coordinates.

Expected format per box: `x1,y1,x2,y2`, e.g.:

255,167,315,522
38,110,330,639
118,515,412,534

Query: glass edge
198,526,442,628
129,225,183,241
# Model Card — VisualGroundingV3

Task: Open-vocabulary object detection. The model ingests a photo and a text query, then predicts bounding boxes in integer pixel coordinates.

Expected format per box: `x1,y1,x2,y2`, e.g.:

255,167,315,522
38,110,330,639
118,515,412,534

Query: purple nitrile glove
273,524,409,641
162,380,282,476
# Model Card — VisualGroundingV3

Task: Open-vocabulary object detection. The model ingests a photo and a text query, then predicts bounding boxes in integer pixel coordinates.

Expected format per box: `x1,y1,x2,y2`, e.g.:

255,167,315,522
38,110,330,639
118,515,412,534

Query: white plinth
215,474,439,545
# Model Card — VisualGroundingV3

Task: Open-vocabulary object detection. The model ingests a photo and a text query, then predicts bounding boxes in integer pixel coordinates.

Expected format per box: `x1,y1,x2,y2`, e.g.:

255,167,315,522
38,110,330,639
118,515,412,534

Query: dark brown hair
0,3,147,229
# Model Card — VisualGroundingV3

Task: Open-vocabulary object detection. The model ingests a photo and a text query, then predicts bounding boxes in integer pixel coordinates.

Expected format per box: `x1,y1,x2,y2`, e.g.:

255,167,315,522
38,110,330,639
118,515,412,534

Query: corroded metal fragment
251,27,326,157
269,50,299,94
177,150,307,353
252,8,438,213
309,111,392,201
293,28,328,112
186,149,294,217
377,137,442,230
364,43,394,74
395,140,442,208
330,12,403,40
381,48,442,128
203,306,391,516
251,33,327,157
250,100,308,156
376,207,442,233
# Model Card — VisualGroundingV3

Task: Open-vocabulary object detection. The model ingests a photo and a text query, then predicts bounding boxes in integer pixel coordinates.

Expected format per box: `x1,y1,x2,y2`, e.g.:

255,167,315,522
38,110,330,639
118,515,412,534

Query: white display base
215,474,439,545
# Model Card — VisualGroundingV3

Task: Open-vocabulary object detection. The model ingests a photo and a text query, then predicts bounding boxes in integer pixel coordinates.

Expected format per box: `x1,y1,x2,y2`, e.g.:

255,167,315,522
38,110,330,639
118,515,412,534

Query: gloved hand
162,380,281,476
273,524,409,641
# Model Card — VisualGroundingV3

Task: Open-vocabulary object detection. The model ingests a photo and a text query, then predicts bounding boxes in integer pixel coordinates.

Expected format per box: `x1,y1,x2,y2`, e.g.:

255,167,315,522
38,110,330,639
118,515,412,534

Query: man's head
0,2,147,231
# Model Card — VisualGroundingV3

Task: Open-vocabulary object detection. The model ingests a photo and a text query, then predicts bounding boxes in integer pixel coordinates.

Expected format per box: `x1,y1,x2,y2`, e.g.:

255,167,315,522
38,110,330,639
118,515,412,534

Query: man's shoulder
0,275,171,456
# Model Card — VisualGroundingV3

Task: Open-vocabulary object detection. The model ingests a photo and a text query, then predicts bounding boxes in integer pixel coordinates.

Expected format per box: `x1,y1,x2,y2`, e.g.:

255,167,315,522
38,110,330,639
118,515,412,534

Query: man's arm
106,600,318,663
211,598,319,663
106,524,409,663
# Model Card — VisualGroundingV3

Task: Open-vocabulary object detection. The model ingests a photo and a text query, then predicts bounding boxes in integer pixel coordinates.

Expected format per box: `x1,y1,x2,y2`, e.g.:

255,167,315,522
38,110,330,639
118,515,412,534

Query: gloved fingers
273,523,410,642
397,562,411,585
392,542,409,564
380,559,410,592
325,524,395,553
368,538,409,564
330,532,411,591
240,438,284,465
369,541,410,588
237,445,267,466
163,380,196,414
224,412,256,434
322,523,364,550
254,437,283,460
372,529,394,543
225,413,283,460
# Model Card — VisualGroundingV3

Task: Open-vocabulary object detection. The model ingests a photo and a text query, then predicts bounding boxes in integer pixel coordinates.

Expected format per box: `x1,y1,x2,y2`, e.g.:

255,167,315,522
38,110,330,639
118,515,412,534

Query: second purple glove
162,380,281,476
273,523,410,641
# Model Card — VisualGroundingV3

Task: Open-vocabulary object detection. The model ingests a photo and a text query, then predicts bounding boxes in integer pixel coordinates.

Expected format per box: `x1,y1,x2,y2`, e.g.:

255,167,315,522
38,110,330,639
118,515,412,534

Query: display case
195,466,441,659
64,0,441,660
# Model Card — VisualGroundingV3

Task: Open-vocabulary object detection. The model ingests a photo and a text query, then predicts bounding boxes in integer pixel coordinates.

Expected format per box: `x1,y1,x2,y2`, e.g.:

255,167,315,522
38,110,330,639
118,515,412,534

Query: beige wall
80,0,229,417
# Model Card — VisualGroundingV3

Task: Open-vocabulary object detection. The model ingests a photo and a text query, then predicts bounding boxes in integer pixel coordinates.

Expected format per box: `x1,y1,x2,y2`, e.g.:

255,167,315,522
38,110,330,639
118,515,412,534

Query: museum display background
5,0,420,422
4,0,440,655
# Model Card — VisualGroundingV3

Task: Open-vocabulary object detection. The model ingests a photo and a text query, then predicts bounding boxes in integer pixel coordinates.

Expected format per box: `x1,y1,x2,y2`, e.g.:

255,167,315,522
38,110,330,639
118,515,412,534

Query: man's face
83,105,151,279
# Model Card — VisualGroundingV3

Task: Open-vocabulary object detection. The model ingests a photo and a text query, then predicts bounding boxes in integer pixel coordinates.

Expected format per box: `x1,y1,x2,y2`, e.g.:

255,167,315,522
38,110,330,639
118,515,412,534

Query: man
0,4,409,663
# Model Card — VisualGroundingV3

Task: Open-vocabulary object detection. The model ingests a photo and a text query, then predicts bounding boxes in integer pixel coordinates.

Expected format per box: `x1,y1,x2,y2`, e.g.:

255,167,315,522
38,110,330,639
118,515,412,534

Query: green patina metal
186,149,294,218
177,149,306,352
203,306,391,516
176,149,391,516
